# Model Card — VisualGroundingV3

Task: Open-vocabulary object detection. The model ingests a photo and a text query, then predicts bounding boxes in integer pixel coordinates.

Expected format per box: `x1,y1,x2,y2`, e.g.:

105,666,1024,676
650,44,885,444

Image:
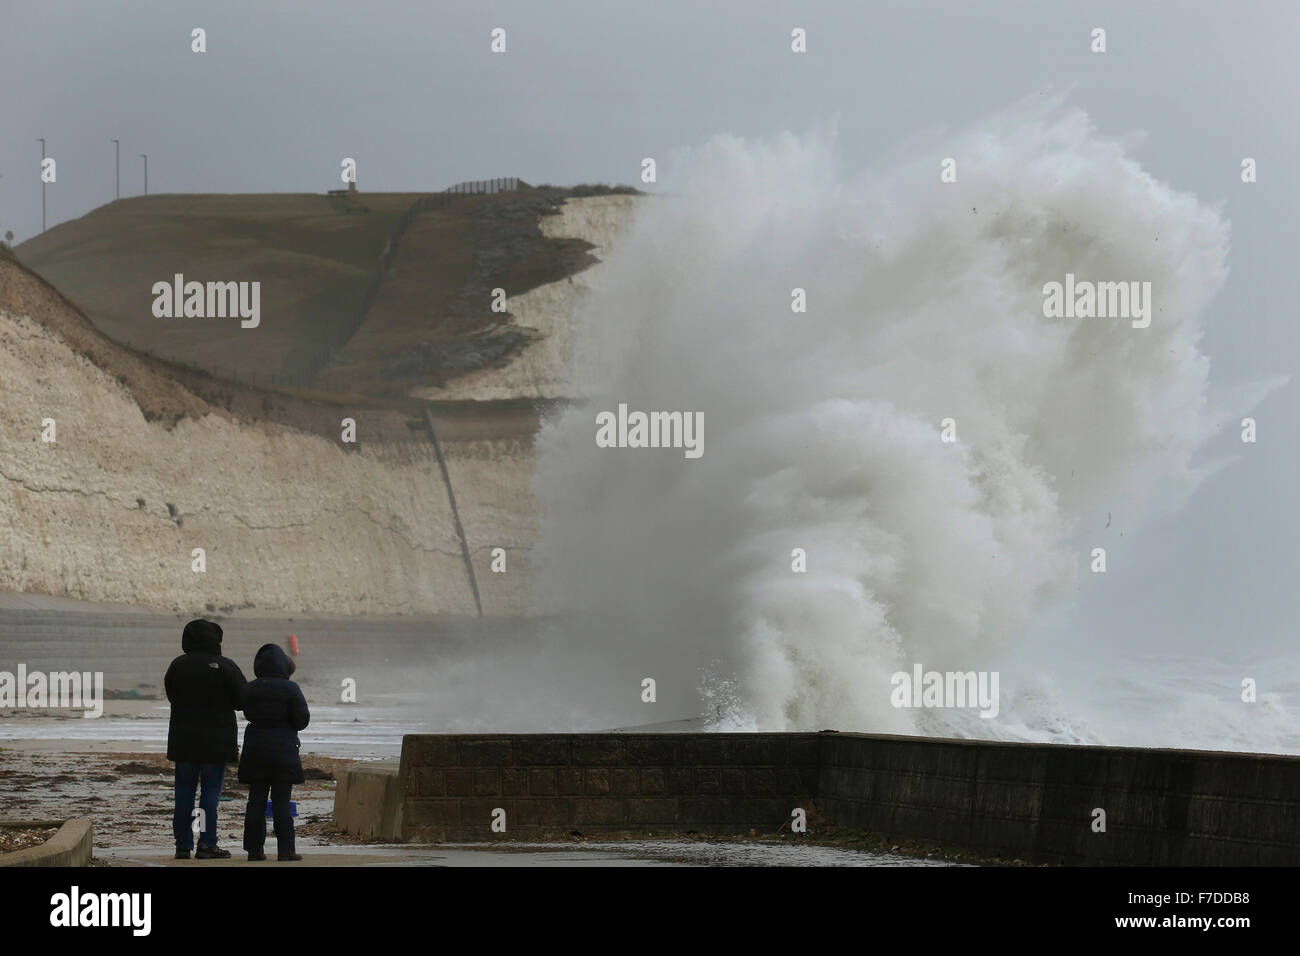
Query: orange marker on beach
288,634,300,656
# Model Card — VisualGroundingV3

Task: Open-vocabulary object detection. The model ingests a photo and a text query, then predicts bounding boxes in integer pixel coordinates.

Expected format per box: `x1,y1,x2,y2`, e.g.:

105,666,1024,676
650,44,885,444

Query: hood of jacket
181,619,223,654
253,643,295,679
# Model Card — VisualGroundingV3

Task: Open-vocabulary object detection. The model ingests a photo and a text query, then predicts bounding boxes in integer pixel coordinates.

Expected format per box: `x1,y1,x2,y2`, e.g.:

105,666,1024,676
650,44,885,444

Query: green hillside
16,192,424,381
15,185,633,397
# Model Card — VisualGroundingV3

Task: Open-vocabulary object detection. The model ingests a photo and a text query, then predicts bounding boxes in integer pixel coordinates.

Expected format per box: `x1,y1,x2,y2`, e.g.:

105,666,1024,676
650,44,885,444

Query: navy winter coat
165,619,248,764
238,643,310,784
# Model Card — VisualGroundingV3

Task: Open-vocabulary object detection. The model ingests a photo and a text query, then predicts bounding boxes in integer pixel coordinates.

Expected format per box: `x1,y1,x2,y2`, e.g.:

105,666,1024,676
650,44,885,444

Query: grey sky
2,0,1298,658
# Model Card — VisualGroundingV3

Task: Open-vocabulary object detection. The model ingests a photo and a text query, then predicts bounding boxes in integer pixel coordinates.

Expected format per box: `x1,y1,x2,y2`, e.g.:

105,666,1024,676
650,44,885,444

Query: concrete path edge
0,819,94,867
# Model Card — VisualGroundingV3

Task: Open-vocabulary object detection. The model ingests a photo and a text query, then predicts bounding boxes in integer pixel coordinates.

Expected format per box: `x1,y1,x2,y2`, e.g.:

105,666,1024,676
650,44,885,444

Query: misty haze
1,0,1298,893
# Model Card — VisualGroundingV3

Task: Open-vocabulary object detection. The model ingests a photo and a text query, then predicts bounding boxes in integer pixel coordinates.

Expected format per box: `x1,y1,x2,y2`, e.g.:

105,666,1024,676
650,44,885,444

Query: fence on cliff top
445,177,520,195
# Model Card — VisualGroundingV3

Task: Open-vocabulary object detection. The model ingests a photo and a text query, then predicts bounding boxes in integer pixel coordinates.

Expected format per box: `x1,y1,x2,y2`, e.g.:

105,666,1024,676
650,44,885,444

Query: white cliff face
0,195,641,616
0,306,478,614
413,194,642,402
441,436,538,615
538,193,640,256
425,196,646,614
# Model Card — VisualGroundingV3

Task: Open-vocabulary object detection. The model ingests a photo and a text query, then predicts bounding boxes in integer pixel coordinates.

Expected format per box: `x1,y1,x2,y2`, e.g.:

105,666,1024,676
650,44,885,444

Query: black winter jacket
164,619,247,764
238,643,310,784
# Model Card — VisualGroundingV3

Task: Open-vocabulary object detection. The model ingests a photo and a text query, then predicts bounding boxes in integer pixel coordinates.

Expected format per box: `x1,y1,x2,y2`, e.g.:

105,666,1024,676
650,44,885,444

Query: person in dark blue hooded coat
239,642,310,861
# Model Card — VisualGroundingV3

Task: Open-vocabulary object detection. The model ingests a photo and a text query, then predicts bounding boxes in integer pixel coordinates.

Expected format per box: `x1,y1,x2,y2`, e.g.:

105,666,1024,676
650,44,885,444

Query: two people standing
164,619,310,862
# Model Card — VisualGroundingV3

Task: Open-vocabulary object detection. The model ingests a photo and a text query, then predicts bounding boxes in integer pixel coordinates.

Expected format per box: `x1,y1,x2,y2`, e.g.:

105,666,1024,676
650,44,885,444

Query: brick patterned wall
399,734,820,841
817,733,1300,865
392,731,1300,863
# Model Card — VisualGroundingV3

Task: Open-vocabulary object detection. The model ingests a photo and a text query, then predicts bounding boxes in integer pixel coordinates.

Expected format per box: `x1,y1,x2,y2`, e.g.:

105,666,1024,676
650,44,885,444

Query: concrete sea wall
395,733,820,842
816,733,1300,866
340,731,1300,865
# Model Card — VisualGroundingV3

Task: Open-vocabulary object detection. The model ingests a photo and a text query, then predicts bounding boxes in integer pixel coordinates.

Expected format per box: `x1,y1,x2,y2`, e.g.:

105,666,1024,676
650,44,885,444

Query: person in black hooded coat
164,619,247,859
239,642,310,861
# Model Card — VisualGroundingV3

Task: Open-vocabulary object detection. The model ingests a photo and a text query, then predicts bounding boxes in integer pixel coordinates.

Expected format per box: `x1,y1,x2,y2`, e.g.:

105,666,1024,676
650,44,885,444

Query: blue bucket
265,801,298,818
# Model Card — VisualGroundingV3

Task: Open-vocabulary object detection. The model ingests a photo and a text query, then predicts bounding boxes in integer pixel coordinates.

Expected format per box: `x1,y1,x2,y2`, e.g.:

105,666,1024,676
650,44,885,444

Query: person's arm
290,684,310,731
223,660,248,710
163,660,177,704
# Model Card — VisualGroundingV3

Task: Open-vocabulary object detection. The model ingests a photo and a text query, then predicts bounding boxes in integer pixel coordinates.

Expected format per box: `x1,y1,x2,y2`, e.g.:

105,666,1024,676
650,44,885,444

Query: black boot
195,845,231,860
174,849,191,860
277,852,303,861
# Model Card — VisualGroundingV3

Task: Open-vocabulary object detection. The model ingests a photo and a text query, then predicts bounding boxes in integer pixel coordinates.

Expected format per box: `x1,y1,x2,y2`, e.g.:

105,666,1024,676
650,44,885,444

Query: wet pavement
103,840,957,867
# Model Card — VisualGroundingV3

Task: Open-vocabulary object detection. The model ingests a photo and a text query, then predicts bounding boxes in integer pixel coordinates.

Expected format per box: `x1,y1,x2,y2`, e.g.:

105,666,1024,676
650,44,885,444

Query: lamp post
140,153,148,196
112,139,119,200
37,138,45,232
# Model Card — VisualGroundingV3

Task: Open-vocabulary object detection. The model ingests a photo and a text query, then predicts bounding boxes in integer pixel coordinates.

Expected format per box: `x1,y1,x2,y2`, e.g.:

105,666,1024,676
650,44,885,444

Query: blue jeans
173,762,225,849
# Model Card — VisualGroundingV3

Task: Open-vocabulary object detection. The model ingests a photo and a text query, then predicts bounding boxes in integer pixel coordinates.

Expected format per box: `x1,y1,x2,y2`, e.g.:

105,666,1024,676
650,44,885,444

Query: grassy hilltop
16,185,634,398
17,192,420,381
